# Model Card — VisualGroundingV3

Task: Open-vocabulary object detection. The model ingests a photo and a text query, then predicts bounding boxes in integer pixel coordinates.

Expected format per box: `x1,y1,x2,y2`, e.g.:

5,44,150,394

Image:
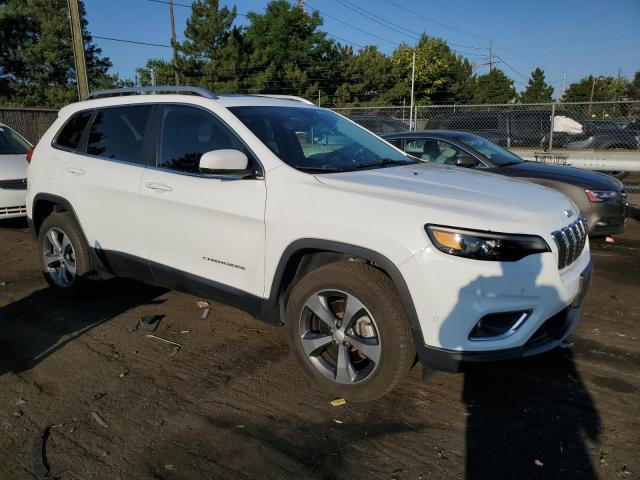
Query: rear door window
54,110,93,150
86,105,153,164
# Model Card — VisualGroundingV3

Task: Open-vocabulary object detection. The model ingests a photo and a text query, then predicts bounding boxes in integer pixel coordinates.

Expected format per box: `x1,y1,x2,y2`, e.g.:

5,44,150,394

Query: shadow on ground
0,279,166,376
463,349,600,480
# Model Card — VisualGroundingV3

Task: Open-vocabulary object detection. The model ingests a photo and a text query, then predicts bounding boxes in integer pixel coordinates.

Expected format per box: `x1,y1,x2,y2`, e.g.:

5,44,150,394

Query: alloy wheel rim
42,228,76,288
299,289,381,384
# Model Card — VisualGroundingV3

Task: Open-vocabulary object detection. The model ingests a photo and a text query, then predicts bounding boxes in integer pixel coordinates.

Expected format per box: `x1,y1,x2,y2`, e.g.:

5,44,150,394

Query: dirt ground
1,212,639,480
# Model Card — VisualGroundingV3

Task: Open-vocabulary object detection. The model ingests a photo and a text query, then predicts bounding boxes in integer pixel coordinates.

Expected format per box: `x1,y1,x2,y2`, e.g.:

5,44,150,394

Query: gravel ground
0,213,638,480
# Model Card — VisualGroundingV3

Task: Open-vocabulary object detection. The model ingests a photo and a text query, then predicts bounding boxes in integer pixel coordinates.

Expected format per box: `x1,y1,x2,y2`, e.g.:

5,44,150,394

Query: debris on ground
92,412,109,429
333,419,343,424
13,410,23,418
202,308,211,319
534,459,544,467
119,372,128,378
239,327,270,334
164,464,174,471
196,301,210,308
138,314,165,332
606,236,615,243
145,334,182,355
330,398,347,407
0,281,7,286
175,330,190,334
15,398,26,406
31,426,52,479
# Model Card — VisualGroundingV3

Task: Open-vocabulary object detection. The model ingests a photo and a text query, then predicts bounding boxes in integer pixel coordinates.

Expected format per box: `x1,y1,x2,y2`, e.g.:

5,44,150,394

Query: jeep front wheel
285,261,415,402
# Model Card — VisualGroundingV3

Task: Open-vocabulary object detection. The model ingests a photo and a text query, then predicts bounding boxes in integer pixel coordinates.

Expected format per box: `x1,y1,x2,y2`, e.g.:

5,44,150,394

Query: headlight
425,225,550,261
585,190,618,203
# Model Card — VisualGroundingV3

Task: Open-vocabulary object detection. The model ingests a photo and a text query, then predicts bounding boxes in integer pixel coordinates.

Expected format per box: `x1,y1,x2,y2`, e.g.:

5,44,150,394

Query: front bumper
414,263,591,372
585,194,629,237
399,236,591,370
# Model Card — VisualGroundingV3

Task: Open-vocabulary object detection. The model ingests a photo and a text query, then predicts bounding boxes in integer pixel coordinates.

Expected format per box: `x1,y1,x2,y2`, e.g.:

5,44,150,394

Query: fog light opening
469,310,532,341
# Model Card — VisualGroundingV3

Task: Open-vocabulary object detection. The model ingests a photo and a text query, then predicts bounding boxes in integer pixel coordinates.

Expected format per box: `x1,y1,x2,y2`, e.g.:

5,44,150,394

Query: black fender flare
263,239,427,350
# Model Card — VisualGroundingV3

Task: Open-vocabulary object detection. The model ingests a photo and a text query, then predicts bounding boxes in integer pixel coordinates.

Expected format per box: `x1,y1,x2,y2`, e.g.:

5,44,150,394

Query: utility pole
409,50,416,131
169,0,180,86
318,89,321,107
488,40,494,73
67,0,89,100
151,67,157,86
561,71,566,98
587,76,596,117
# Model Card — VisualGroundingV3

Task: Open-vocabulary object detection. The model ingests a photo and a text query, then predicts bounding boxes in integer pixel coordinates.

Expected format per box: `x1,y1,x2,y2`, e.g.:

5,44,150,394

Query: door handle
66,166,85,176
145,181,173,193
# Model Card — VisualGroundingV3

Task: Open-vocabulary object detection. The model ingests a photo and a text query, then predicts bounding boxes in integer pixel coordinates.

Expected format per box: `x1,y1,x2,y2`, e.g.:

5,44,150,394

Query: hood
498,161,623,191
0,154,28,180
313,162,578,235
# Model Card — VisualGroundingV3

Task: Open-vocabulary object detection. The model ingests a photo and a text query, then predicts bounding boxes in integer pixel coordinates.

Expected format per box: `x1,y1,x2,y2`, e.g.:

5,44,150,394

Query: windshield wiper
294,164,343,173
354,158,417,169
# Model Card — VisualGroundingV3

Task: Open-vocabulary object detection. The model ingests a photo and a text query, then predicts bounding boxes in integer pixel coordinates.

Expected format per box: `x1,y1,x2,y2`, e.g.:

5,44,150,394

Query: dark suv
427,110,639,150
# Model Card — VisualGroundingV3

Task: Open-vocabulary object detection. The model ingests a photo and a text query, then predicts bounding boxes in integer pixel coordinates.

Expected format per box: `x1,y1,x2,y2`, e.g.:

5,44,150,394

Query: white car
0,123,31,219
27,87,592,401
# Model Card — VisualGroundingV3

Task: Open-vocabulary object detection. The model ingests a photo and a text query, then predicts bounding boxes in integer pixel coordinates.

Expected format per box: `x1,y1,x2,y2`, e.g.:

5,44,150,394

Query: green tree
389,35,474,105
562,75,629,102
176,0,246,92
625,71,640,100
136,59,176,87
519,67,553,103
243,0,335,98
0,0,113,107
472,69,516,104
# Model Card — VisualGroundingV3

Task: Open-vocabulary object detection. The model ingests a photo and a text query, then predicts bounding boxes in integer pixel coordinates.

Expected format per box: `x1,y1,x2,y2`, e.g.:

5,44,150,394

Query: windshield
0,126,30,155
454,133,523,166
229,106,416,172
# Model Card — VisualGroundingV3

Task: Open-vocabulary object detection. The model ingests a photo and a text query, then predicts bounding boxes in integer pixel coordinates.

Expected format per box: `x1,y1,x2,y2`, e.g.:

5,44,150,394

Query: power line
306,3,401,46
93,35,172,48
382,0,491,41
329,0,418,41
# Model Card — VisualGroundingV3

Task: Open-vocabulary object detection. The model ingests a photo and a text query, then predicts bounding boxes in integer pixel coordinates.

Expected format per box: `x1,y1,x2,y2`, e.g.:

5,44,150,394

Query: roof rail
253,94,315,105
84,86,218,101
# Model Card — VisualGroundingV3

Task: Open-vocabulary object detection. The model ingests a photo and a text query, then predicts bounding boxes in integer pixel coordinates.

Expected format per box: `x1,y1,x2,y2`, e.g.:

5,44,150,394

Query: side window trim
152,103,264,178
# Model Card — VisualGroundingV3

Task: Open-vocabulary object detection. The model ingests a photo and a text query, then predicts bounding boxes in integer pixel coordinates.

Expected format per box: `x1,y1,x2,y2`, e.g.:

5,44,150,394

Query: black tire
285,261,415,402
38,211,99,292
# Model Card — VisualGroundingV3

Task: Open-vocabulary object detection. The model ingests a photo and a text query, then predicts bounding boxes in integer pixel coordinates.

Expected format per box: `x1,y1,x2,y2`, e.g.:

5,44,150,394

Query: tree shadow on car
0,278,167,377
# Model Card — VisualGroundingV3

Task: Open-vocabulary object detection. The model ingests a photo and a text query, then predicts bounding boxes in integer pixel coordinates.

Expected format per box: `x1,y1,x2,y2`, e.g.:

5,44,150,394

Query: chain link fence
0,107,58,145
335,101,640,152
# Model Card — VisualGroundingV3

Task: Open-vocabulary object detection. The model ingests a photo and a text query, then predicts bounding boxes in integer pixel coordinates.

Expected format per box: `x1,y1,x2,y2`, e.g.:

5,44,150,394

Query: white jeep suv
27,87,592,401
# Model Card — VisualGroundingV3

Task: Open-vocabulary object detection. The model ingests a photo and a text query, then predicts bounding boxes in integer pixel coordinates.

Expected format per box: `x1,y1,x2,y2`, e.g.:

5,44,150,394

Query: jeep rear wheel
38,212,98,292
285,261,415,402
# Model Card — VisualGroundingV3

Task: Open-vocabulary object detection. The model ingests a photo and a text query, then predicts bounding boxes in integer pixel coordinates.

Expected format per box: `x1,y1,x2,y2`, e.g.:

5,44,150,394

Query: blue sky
85,0,640,97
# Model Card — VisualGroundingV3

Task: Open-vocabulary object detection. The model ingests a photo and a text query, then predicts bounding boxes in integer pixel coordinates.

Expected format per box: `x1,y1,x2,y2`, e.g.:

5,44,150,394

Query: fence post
548,103,555,152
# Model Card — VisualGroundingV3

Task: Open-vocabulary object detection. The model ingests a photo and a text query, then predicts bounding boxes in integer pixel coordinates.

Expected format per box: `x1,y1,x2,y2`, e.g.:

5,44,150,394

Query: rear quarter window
54,110,93,150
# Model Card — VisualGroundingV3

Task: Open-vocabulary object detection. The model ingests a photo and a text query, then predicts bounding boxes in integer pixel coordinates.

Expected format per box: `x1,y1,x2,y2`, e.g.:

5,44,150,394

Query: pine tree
0,0,112,107
472,69,516,104
519,68,554,103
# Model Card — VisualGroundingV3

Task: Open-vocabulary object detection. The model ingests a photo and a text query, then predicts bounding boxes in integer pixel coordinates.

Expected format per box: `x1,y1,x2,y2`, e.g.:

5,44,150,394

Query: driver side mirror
199,149,251,177
456,154,480,168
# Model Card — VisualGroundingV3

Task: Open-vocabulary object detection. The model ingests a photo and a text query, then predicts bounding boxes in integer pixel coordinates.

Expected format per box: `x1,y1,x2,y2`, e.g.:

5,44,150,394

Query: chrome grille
0,178,27,190
551,215,588,270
